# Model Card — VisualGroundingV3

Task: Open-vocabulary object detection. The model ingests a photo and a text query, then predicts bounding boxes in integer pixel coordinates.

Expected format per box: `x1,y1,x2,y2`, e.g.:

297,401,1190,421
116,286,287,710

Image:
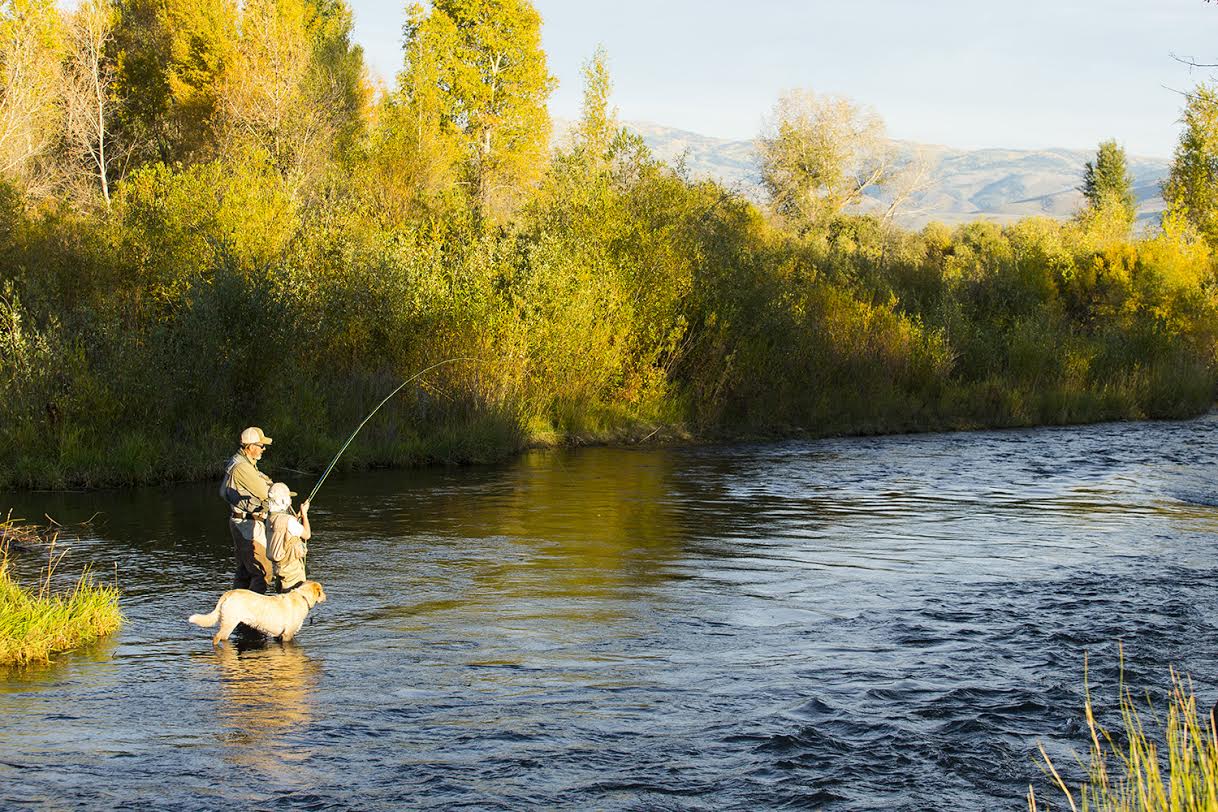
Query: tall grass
1030,655,1218,811
0,520,123,668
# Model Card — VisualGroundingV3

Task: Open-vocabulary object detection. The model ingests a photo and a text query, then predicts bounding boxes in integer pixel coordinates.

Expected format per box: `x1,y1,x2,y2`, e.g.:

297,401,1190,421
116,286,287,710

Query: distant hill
623,121,1171,230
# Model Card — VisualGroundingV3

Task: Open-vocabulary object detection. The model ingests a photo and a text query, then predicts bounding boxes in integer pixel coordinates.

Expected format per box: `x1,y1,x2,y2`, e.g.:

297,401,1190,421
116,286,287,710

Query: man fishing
208,362,472,604
219,427,275,593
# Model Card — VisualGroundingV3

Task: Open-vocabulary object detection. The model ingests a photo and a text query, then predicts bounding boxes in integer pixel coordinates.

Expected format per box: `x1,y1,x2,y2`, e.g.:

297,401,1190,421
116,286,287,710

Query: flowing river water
5,417,1218,809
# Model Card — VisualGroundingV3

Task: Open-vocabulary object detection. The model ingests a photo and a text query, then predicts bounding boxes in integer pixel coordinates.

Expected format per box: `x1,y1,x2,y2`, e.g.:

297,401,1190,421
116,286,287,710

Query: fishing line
305,357,483,505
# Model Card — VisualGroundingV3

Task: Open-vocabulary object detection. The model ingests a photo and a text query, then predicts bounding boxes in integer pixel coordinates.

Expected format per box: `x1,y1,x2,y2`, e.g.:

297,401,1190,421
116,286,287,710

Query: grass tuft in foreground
1030,653,1218,812
0,519,123,668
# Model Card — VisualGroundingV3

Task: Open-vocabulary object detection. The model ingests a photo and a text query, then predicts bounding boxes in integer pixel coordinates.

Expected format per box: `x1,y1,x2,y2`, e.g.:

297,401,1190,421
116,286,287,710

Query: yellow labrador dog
189,581,326,646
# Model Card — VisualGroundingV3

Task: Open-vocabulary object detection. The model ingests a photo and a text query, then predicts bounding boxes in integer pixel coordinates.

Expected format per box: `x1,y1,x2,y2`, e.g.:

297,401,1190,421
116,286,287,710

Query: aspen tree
111,0,237,165
757,89,891,226
218,0,365,192
0,0,62,192
363,2,461,222
64,0,119,207
575,44,615,164
401,0,555,221
1163,84,1218,246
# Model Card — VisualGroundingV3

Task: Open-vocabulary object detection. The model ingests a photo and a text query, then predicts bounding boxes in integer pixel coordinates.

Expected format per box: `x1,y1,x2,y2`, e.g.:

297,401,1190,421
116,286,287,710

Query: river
3,417,1218,809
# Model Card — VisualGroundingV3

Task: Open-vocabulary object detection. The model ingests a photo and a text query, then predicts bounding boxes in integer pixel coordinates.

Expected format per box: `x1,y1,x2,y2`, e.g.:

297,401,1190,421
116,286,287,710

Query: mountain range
624,121,1171,229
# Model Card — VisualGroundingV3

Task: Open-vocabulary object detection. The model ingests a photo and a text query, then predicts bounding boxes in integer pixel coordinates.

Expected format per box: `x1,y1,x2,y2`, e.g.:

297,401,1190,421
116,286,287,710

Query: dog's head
300,581,326,608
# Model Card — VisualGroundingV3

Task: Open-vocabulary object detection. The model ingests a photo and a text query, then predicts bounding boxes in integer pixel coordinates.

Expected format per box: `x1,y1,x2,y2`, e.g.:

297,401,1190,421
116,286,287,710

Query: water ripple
4,417,1218,808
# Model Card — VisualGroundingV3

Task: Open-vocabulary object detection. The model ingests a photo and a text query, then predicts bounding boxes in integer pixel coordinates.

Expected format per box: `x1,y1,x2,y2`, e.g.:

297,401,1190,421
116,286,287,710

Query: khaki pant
229,518,271,593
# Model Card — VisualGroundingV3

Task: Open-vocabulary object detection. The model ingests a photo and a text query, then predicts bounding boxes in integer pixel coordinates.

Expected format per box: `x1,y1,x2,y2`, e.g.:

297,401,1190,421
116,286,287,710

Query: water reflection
207,640,320,772
0,633,120,697
319,448,689,610
475,449,686,595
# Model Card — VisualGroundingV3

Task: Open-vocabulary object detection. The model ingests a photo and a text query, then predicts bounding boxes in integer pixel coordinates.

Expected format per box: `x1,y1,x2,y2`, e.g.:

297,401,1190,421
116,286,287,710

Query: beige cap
269,482,297,501
240,426,273,446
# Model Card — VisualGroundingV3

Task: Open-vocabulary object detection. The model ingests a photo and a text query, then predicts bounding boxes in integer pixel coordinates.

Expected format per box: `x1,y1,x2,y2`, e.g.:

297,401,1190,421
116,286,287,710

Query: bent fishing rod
303,357,483,505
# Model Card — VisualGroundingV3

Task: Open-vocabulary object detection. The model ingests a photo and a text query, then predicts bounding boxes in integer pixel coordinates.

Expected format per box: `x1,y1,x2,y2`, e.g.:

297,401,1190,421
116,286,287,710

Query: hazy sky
348,0,1218,157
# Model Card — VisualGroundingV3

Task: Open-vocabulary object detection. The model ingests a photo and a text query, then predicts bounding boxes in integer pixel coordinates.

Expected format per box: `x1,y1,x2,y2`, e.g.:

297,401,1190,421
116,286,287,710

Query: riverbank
1,370,1209,492
0,522,122,668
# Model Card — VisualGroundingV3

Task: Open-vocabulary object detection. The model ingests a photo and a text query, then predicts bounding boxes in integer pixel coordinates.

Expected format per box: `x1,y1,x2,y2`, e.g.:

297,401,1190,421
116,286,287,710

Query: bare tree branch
63,0,126,208
1171,51,1218,69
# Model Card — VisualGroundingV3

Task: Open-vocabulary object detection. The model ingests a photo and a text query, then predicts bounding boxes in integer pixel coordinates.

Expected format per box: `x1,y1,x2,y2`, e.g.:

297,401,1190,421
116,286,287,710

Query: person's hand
300,500,310,516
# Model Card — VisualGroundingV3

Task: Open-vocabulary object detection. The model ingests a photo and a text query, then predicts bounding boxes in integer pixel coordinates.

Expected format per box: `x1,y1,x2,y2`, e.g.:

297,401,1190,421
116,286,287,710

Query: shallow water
4,417,1218,809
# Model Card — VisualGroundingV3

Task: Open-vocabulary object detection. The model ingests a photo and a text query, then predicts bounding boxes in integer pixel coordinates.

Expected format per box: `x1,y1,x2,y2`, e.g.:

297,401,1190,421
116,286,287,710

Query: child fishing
266,482,311,593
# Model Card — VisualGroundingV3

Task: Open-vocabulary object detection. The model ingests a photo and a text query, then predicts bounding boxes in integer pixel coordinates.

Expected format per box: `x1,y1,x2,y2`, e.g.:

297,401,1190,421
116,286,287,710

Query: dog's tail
188,596,224,628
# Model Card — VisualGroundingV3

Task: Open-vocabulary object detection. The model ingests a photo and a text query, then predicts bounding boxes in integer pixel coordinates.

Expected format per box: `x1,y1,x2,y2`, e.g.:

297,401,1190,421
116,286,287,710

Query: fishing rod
304,357,483,505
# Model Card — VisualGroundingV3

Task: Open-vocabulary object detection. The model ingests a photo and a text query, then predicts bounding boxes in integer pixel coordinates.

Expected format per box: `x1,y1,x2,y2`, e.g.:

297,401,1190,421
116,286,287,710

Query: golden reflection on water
471,449,687,595
323,449,693,665
334,448,691,602
208,641,320,771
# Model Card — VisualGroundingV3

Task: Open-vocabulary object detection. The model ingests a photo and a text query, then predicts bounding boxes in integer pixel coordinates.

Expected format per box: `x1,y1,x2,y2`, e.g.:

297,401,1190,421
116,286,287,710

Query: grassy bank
0,522,123,668
1,377,1207,491
1030,660,1218,811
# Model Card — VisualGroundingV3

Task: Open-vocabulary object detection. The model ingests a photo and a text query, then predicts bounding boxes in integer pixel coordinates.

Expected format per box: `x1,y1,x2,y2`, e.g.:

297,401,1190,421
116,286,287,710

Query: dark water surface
5,418,1218,809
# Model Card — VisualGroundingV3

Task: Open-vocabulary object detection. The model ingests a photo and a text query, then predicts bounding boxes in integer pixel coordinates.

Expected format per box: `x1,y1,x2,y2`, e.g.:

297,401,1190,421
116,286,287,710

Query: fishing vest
219,452,268,515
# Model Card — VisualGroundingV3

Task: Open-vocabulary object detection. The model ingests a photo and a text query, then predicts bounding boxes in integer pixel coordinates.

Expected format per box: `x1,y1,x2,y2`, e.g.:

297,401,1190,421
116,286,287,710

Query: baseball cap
240,426,273,446
269,482,297,501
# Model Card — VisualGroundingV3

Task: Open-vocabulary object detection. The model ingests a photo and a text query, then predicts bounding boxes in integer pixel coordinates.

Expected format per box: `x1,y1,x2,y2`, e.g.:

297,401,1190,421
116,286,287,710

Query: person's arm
297,500,312,541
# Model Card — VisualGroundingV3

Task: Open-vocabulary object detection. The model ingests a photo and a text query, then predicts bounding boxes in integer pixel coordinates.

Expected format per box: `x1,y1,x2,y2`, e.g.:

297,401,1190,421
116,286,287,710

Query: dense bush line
0,145,1215,488
0,0,1215,488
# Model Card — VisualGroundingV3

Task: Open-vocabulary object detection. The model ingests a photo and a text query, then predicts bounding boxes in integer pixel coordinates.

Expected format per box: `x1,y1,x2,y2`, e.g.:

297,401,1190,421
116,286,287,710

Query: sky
347,0,1218,158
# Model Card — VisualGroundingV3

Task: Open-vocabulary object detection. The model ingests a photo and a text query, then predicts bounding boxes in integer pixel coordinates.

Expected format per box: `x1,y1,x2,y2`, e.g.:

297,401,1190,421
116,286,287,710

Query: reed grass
1030,653,1218,812
0,519,122,668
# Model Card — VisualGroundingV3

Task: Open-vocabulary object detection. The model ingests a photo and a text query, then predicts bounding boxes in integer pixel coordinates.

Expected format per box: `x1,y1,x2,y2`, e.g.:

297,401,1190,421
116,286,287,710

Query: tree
306,0,367,154
574,44,615,162
110,0,237,166
64,0,120,207
757,89,893,225
361,2,460,223
1080,139,1135,228
0,0,63,194
218,0,366,192
1163,84,1218,246
401,0,555,220
878,147,935,225
220,0,318,183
